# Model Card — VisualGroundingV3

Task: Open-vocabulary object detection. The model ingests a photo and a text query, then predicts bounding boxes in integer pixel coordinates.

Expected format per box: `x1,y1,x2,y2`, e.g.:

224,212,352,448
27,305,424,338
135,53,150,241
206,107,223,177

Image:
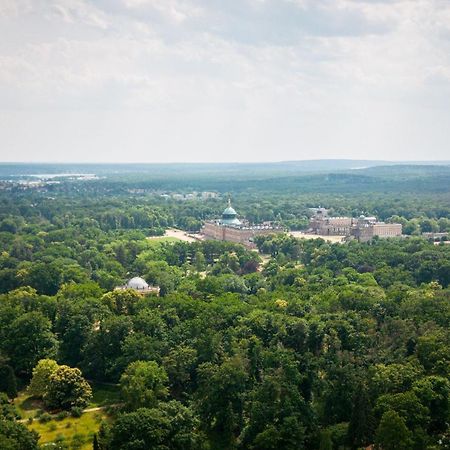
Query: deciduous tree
45,365,92,410
120,361,168,410
28,358,59,398
375,410,412,450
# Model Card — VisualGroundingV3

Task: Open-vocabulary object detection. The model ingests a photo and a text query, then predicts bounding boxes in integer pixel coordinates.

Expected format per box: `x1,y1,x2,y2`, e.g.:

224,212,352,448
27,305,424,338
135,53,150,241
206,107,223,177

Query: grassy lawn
88,382,121,408
29,410,108,450
14,382,120,449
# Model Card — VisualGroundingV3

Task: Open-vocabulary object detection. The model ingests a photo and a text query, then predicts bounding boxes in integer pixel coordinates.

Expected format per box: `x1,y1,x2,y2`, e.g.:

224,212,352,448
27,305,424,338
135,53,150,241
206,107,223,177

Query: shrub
70,406,83,418
56,411,70,421
55,434,68,449
39,412,52,423
71,433,85,449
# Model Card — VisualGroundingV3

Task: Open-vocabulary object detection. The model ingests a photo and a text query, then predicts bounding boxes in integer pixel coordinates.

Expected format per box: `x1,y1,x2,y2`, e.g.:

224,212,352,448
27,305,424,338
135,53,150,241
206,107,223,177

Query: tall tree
0,365,17,398
28,359,59,398
45,365,92,410
5,311,58,375
0,420,39,450
107,402,206,450
120,361,168,410
375,410,412,450
347,382,374,449
196,356,248,447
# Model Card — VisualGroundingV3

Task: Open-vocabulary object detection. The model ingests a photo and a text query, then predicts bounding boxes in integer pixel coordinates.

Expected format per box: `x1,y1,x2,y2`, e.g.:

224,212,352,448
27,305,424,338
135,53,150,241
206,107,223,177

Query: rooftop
221,199,242,225
126,276,149,290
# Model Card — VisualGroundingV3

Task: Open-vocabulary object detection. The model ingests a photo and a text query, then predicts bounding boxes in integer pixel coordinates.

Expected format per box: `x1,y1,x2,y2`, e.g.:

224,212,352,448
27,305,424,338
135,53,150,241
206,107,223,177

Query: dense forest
0,164,449,449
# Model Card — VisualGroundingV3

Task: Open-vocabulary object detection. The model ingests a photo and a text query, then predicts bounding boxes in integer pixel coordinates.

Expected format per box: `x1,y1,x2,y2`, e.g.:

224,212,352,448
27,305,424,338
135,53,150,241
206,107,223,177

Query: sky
0,0,449,163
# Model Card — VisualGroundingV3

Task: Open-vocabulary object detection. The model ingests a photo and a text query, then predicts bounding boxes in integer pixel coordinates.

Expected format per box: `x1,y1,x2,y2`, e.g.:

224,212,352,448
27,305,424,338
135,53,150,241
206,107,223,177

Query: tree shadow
19,396,43,411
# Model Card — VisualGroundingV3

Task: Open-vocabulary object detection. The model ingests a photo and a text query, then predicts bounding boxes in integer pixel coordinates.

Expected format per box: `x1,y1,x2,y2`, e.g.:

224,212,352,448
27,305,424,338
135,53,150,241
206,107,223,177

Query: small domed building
201,200,283,248
116,276,160,295
126,277,149,290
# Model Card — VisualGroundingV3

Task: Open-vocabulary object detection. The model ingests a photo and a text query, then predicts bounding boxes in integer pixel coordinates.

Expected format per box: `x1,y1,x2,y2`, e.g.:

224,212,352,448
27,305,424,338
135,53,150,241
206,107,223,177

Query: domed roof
126,277,149,290
222,205,237,216
222,198,238,217
221,199,241,226
222,217,242,226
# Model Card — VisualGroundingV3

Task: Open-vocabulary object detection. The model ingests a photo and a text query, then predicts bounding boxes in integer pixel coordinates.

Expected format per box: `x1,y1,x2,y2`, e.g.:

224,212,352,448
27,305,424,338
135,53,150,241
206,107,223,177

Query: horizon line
1,159,450,165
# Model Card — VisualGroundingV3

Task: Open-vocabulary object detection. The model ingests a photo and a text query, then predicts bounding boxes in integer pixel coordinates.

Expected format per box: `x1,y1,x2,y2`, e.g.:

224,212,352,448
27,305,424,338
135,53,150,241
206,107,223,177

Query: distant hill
0,160,449,179
1,161,450,196
352,164,450,177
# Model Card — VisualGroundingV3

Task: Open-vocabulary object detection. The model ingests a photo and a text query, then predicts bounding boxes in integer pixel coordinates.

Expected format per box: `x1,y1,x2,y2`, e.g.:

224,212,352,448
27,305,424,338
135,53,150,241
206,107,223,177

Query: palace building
351,215,403,242
309,208,353,236
202,200,284,248
309,208,402,242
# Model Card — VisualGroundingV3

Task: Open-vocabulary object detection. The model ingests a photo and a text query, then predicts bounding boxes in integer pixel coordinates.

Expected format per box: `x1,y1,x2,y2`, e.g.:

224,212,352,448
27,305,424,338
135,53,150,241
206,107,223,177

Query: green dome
223,206,237,216
221,201,241,226
222,217,242,226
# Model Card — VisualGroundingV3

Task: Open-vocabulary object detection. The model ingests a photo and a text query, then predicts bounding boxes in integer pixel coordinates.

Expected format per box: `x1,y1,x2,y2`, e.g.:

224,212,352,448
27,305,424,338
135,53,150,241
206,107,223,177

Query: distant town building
309,208,402,242
202,200,284,248
201,191,219,199
115,276,160,295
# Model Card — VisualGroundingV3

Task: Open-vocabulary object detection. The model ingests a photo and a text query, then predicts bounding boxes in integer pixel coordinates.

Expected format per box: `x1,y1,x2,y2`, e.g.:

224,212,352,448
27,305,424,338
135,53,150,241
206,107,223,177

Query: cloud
0,0,449,161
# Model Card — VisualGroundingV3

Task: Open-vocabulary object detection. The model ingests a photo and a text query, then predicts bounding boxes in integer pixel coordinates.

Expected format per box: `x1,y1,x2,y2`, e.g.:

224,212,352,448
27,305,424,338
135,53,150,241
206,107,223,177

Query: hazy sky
1,0,449,162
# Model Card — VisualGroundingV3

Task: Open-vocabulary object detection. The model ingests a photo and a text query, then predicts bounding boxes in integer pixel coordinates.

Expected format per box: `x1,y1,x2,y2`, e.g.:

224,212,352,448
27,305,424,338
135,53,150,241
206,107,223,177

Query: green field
14,383,120,449
29,410,108,450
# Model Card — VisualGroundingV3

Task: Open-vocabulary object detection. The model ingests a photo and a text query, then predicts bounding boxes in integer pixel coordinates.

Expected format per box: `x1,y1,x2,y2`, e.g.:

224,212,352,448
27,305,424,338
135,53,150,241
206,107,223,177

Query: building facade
309,208,402,242
310,216,354,236
202,201,284,248
352,221,403,242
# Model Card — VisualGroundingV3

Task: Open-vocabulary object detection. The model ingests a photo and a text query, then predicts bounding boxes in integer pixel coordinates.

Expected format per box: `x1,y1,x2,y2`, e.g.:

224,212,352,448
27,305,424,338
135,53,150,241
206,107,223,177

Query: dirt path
18,404,123,422
82,403,122,413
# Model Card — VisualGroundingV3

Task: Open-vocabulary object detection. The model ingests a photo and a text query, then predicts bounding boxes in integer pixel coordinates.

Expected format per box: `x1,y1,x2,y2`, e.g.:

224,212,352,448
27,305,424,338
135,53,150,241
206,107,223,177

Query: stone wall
202,221,283,248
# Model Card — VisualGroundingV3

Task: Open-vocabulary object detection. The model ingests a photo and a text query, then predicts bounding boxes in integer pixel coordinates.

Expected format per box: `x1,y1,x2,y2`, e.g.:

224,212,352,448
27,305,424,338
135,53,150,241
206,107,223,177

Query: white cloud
0,0,32,17
120,0,203,23
0,0,449,161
